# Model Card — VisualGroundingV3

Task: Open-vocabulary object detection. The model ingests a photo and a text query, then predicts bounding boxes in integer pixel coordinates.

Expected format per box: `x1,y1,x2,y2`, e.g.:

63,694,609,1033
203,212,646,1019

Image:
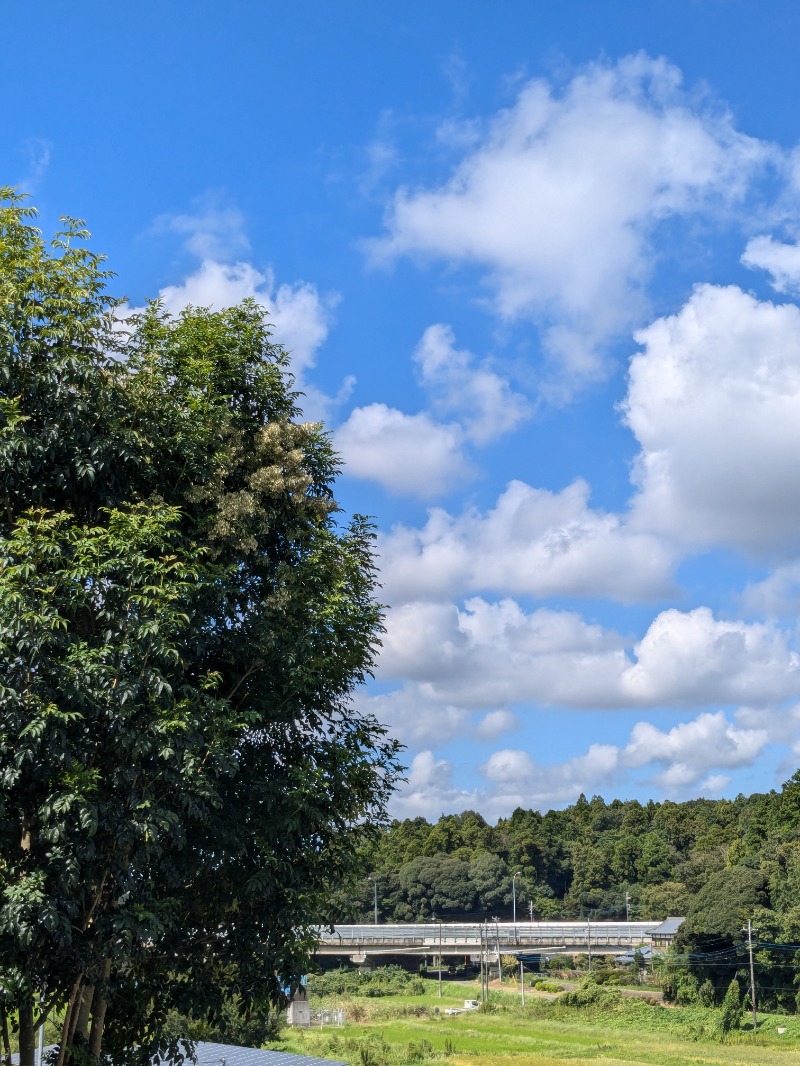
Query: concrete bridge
316,921,661,960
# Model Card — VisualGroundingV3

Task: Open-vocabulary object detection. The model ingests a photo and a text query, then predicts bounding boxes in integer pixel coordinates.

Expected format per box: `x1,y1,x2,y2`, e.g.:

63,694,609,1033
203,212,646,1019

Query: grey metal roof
176,1041,345,1066
650,917,685,936
613,946,654,963
17,1041,345,1066
169,1042,346,1066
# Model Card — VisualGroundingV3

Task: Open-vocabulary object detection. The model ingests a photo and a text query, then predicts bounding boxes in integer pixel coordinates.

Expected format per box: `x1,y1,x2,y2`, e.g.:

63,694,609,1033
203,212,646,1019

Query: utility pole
625,892,631,922
480,920,488,1003
746,918,757,1029
587,918,592,972
520,957,525,1006
480,921,486,1002
437,919,443,999
529,900,534,921
493,917,503,983
512,870,521,928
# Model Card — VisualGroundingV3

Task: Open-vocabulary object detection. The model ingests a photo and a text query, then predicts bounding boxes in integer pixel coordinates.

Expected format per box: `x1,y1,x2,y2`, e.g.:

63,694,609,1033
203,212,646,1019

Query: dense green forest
348,770,800,923
335,770,800,1011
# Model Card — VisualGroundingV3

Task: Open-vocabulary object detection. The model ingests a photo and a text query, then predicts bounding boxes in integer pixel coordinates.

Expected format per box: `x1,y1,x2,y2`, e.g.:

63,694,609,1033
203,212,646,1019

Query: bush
675,973,700,1005
307,966,426,999
560,979,625,1011
698,979,716,1008
163,995,281,1046
532,981,562,993
403,1040,434,1062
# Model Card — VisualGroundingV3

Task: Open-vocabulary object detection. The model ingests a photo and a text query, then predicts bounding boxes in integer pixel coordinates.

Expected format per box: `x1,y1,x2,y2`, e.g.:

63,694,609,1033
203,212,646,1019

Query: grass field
270,979,800,1065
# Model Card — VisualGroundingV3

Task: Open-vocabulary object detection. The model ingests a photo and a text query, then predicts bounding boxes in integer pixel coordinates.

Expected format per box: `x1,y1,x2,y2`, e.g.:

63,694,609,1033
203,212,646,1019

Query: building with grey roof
17,1042,345,1066
161,1042,346,1066
649,917,685,949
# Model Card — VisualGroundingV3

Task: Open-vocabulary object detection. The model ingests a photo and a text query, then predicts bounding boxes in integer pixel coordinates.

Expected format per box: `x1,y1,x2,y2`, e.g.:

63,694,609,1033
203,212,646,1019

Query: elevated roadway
316,921,660,960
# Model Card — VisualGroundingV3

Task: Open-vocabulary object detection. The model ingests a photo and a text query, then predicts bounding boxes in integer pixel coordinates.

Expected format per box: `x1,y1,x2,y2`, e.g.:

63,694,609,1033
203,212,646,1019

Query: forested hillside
341,770,800,927
334,772,800,1010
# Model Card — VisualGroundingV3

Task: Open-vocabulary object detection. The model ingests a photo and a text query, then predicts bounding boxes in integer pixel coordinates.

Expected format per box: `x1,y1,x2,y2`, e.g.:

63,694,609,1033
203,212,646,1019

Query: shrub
560,979,625,1010
307,965,425,999
403,1040,434,1062
675,973,699,1005
698,979,716,1008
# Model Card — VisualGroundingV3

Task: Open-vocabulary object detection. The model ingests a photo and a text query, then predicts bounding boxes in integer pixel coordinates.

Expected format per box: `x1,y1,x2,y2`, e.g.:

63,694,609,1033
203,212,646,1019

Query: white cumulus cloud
742,563,800,618
386,702,792,818
334,323,530,497
377,599,800,712
377,598,628,709
335,404,471,497
475,709,519,740
478,743,621,814
414,323,530,443
368,54,770,387
622,711,768,773
379,478,675,605
625,283,800,557
353,688,470,748
742,235,800,296
390,751,482,819
620,607,800,706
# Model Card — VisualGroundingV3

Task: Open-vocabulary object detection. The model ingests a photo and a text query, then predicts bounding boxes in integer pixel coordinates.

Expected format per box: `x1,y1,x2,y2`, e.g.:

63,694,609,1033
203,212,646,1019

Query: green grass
269,978,800,1065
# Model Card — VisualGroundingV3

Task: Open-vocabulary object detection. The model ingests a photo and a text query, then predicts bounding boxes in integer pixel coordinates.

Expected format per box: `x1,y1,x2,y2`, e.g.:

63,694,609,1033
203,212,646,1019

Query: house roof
17,1041,346,1066
650,917,685,937
169,1042,346,1066
614,946,653,963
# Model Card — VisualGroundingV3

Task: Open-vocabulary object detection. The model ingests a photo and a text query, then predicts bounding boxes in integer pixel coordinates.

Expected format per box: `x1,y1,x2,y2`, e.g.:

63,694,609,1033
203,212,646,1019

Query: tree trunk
1,1006,12,1066
74,985,94,1042
55,977,83,1066
88,961,112,1059
66,985,84,1048
20,812,34,852
18,996,36,1066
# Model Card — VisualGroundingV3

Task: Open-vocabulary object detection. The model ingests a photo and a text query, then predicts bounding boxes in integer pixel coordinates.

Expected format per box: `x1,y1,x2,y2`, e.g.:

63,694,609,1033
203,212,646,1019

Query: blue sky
8,1,800,818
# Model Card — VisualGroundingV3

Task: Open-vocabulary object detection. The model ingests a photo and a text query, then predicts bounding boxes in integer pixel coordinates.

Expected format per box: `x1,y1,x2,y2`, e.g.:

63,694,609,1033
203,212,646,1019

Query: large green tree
0,190,401,1066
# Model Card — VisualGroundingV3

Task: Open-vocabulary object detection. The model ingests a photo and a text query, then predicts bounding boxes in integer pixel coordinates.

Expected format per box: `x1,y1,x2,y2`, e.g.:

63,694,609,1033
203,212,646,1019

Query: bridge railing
316,921,659,950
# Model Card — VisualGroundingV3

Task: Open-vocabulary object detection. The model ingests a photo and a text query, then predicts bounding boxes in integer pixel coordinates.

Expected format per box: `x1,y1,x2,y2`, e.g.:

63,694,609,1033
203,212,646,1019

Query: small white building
286,985,312,1028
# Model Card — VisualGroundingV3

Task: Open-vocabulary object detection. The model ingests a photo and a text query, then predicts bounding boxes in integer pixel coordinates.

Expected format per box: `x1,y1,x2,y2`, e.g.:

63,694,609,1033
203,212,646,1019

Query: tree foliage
0,190,401,1065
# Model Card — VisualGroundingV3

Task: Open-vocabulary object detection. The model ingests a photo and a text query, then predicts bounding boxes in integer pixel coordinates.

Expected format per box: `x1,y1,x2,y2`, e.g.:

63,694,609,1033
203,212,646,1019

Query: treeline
343,771,794,921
